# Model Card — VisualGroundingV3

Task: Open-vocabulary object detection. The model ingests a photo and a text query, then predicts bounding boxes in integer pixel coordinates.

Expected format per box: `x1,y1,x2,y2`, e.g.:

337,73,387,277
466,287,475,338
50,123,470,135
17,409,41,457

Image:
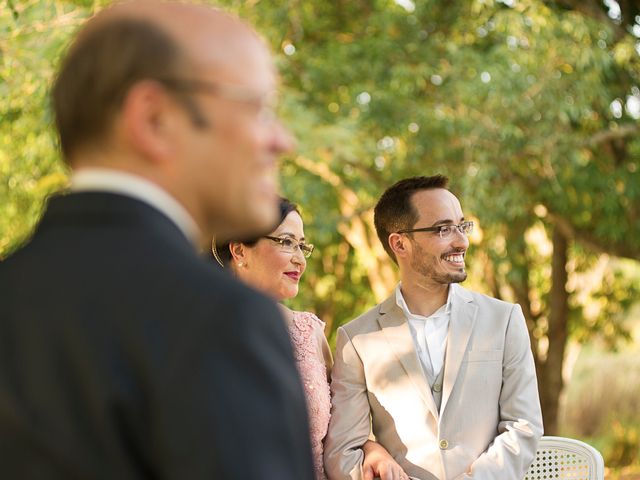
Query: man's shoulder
178,259,276,314
454,284,518,313
339,294,393,335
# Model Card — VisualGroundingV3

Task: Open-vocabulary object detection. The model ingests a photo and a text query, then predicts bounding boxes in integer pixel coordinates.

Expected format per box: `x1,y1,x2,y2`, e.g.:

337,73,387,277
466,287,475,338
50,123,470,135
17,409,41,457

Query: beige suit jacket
324,284,543,480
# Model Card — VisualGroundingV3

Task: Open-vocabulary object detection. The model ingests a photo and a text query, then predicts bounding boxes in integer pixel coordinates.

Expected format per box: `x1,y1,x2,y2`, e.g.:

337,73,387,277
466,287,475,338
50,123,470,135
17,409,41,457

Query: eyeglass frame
396,221,474,239
157,77,279,123
263,235,314,258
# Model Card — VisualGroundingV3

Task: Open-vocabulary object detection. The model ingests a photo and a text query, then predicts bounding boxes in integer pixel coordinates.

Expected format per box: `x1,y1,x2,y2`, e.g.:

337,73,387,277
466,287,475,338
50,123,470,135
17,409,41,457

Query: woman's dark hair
210,197,299,267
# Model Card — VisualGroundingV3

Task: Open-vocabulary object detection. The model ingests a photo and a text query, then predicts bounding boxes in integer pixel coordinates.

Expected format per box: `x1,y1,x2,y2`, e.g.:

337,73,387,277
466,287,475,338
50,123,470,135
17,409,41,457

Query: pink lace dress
289,311,331,480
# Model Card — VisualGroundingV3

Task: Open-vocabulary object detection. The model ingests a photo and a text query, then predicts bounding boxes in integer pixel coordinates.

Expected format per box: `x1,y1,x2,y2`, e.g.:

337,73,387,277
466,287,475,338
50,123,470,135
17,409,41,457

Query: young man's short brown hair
373,174,449,263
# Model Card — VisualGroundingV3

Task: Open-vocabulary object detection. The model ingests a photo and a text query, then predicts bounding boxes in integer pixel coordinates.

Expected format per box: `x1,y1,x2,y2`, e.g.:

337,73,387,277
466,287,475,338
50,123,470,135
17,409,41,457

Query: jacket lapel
441,285,478,414
377,295,440,421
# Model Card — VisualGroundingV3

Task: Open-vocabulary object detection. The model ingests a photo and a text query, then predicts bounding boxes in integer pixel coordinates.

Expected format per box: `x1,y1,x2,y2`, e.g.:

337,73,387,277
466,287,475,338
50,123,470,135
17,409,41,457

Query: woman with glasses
211,197,408,480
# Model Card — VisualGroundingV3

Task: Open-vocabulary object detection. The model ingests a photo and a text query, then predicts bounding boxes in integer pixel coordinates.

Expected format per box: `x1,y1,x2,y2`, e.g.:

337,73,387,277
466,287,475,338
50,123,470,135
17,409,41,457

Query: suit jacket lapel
441,285,478,414
377,295,440,421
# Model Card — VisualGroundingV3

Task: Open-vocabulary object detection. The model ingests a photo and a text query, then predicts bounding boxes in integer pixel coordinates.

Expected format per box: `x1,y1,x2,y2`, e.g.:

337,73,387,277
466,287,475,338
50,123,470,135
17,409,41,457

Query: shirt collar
395,282,454,320
70,168,200,247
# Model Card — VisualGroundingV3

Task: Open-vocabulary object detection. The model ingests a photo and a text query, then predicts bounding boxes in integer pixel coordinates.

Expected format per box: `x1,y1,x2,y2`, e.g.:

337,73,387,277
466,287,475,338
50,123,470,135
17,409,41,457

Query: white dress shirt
395,283,452,381
70,168,200,247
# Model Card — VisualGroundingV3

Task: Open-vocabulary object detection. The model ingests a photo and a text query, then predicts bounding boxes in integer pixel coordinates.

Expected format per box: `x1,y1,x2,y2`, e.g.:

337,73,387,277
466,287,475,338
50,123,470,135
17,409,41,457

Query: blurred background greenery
1,0,639,476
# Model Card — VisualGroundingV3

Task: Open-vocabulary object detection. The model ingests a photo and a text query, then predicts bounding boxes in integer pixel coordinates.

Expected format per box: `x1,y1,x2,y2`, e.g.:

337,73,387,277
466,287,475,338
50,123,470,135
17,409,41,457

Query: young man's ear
388,232,409,260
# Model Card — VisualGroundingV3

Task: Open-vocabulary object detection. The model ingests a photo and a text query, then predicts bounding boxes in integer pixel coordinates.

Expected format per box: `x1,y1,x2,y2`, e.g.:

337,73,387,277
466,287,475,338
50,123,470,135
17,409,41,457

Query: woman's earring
237,261,245,268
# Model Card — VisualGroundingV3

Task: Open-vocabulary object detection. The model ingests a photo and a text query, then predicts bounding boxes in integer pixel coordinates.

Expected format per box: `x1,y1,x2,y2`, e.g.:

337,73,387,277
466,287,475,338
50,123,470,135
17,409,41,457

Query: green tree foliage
223,0,640,433
1,0,639,435
0,1,97,255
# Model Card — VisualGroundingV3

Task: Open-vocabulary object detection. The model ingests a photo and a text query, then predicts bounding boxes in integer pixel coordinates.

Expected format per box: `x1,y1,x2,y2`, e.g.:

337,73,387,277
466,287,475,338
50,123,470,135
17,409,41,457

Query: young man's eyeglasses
263,236,314,258
397,221,474,239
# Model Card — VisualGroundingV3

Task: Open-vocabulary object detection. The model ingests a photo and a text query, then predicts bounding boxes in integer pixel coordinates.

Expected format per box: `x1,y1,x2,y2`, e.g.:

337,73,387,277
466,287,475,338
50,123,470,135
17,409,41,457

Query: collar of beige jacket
377,284,478,419
378,297,440,419
378,283,473,315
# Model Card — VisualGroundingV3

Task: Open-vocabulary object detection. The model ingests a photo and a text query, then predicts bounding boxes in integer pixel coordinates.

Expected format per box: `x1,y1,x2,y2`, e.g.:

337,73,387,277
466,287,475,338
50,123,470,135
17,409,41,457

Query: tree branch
544,0,629,39
586,124,640,148
549,211,639,260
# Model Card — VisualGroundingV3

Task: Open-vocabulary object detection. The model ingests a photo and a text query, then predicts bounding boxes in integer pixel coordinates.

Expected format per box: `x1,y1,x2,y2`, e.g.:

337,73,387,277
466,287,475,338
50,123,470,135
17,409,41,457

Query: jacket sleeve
324,326,372,480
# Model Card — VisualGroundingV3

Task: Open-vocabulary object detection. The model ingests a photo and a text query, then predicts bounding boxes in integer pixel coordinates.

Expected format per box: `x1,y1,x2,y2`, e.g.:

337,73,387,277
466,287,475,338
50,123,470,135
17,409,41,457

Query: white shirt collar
70,168,200,247
395,282,454,320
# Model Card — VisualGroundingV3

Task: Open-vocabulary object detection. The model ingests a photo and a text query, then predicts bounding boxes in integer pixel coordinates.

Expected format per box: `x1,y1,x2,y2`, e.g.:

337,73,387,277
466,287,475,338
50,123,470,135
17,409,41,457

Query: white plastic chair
524,436,605,480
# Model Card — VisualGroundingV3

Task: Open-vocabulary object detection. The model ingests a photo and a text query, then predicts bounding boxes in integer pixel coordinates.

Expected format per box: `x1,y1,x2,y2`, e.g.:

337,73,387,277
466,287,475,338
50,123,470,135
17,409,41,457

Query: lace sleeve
289,311,331,480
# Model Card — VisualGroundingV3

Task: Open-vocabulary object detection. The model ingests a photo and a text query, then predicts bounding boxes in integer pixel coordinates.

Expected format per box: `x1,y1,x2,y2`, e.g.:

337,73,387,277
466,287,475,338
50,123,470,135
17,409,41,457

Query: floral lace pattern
289,311,331,480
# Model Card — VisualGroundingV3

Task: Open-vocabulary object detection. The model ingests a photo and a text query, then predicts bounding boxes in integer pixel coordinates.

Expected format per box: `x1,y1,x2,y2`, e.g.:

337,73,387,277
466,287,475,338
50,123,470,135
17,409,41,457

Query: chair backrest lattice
524,436,605,480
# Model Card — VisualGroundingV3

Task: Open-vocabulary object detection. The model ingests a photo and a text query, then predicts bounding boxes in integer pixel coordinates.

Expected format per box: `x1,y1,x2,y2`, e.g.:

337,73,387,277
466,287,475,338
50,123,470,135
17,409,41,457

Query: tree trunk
314,239,351,336
540,226,569,435
505,223,541,367
293,155,397,303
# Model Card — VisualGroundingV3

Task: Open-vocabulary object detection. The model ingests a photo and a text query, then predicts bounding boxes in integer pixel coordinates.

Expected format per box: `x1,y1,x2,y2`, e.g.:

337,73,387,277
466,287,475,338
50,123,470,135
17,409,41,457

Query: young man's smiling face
404,188,470,287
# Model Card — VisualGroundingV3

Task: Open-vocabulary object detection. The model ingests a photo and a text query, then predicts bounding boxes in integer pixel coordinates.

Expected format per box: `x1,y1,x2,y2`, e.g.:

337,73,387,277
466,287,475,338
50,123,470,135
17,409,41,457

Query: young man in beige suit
325,175,543,480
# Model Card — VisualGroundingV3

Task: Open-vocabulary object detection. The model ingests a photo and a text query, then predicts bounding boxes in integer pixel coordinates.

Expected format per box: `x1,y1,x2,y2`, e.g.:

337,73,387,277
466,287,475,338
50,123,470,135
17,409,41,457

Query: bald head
52,0,291,243
84,2,265,72
52,0,268,162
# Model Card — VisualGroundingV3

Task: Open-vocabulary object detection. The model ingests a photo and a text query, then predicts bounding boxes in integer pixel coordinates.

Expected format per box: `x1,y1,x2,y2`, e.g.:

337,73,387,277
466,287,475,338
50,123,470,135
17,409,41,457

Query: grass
559,341,640,479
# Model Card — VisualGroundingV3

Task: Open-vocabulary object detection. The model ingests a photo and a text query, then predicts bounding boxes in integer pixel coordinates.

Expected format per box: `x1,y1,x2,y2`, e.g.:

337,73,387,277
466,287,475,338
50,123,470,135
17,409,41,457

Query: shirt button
439,439,449,450
433,383,442,393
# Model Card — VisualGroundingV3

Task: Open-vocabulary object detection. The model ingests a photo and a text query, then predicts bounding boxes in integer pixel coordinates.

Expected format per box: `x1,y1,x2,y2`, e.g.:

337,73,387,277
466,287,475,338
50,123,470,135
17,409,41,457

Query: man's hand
362,440,410,480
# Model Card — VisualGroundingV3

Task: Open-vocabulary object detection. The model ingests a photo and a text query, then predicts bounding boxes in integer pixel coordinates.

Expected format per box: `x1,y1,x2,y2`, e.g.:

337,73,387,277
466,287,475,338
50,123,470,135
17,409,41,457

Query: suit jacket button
439,439,449,450
432,383,442,392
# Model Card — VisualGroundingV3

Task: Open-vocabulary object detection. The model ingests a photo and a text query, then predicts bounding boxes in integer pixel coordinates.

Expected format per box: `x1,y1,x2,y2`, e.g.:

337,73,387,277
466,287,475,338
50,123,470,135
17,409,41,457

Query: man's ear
119,80,179,164
388,232,410,259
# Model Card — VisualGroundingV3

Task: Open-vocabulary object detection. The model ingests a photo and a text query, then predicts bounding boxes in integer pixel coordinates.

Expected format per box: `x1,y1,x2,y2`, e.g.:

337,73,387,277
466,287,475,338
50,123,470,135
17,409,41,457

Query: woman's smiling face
238,211,307,301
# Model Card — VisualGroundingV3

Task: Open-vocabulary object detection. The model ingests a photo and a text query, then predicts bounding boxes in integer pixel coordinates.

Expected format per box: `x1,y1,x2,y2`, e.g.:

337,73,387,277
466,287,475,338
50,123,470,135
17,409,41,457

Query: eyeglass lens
439,222,473,238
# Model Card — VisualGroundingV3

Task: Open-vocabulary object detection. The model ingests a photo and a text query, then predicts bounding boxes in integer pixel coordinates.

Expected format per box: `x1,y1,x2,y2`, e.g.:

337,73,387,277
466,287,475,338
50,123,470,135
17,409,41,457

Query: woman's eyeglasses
263,236,314,258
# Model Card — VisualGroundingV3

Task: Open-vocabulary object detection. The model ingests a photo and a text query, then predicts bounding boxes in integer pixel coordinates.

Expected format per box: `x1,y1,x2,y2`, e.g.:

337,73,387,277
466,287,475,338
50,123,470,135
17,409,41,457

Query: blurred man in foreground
0,2,314,478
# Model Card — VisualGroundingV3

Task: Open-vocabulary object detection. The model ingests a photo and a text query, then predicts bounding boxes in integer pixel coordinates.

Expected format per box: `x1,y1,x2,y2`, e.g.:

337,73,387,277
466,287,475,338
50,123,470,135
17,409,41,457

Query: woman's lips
284,271,301,281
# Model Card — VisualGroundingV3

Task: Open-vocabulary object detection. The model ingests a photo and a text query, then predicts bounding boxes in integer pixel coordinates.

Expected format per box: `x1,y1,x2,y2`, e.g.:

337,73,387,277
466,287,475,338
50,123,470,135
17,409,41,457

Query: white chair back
525,436,605,480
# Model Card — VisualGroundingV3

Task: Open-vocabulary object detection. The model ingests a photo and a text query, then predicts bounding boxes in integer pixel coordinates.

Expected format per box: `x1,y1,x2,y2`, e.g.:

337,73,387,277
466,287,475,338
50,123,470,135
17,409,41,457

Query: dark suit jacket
0,192,314,480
